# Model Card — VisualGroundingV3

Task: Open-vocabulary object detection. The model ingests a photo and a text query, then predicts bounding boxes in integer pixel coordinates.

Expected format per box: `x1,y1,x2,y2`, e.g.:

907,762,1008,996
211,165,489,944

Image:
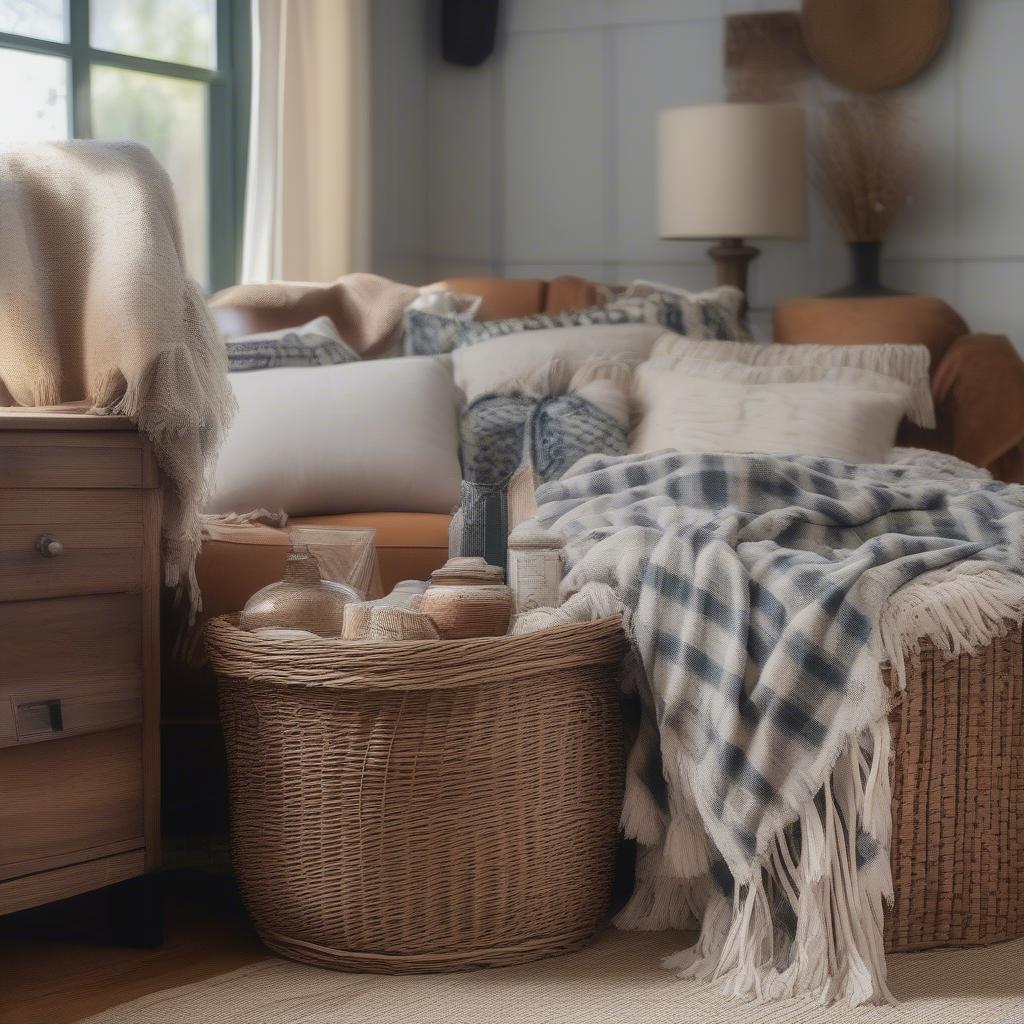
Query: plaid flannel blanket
530,449,1024,1005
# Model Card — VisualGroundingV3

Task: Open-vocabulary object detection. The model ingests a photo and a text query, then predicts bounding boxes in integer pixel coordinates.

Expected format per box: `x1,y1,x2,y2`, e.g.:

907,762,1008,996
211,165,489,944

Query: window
0,0,249,291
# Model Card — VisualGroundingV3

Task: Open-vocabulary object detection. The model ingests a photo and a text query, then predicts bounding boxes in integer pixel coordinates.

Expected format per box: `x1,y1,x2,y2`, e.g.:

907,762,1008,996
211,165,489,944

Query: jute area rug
81,929,1024,1024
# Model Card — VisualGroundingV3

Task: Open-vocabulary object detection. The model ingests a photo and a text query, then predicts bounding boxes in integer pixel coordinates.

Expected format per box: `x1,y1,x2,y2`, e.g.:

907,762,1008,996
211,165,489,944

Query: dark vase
826,241,905,298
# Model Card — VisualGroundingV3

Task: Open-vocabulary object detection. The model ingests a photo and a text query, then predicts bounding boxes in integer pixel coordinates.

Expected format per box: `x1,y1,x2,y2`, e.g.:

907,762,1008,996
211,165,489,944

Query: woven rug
80,929,1024,1024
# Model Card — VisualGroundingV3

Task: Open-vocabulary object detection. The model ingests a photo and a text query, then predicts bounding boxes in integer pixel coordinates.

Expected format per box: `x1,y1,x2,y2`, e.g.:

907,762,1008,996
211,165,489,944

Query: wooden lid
801,0,950,92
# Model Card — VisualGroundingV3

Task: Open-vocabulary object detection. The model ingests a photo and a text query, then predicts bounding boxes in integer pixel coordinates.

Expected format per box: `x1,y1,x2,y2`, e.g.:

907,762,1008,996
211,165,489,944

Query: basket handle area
205,614,628,692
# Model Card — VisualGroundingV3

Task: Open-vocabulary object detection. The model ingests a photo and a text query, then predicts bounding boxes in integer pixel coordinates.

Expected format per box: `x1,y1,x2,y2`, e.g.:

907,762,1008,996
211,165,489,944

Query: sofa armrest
773,295,968,365
932,332,1024,478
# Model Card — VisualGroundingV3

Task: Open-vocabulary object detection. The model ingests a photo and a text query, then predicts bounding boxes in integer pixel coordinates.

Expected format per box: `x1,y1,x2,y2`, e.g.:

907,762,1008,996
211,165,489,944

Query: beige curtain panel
242,0,371,283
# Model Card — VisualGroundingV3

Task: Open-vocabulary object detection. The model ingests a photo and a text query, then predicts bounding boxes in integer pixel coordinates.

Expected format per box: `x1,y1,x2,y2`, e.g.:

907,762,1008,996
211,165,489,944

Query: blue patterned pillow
226,316,359,372
528,394,626,481
403,291,482,355
405,304,647,356
455,370,628,565
403,308,478,356
456,305,646,350
605,282,751,341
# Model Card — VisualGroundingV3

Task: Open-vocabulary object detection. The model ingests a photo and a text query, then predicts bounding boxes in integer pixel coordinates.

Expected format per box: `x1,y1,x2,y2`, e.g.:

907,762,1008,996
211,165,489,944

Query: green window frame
0,0,250,292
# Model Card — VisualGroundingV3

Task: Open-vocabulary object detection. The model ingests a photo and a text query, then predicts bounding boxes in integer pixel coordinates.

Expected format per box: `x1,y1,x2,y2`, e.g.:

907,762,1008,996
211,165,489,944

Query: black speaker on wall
442,0,499,67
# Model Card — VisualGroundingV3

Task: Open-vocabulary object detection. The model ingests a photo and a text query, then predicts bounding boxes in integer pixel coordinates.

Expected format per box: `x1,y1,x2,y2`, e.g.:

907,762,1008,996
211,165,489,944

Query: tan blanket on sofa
209,273,418,358
0,140,235,617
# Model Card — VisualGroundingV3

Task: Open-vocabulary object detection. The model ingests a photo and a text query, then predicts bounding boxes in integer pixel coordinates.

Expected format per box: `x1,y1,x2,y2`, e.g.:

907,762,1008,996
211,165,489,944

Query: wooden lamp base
707,238,759,296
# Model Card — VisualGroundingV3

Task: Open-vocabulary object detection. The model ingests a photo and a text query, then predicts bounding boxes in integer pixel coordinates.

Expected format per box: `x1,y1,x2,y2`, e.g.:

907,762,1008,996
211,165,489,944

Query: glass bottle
239,544,359,637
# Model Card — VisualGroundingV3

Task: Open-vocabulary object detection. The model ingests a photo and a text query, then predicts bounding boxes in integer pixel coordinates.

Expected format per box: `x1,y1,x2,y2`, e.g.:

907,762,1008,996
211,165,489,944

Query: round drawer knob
35,535,64,558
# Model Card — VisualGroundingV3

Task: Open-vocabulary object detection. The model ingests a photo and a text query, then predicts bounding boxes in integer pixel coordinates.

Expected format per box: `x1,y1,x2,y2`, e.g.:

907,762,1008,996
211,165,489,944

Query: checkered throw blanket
530,449,1024,1005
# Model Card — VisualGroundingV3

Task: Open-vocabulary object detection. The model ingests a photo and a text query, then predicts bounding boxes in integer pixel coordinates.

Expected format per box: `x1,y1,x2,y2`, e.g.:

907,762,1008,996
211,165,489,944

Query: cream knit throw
0,140,235,617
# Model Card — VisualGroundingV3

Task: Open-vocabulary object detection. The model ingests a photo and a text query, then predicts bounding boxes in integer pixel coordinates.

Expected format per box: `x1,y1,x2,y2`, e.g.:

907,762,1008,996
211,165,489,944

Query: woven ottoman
884,622,1023,951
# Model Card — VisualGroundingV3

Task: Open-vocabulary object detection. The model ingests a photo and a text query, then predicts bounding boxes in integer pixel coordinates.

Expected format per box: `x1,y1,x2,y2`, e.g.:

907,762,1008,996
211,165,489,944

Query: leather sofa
163,275,1023,837
199,276,1024,632
198,275,602,623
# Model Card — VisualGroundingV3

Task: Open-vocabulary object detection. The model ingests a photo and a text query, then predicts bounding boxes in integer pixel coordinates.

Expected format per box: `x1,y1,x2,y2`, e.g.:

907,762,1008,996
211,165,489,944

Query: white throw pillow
207,356,462,516
651,335,934,428
630,359,911,465
451,323,668,401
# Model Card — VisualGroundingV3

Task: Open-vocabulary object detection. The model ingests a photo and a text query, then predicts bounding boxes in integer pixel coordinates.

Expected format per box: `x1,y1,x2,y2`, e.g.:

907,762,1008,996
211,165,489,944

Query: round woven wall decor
801,0,950,92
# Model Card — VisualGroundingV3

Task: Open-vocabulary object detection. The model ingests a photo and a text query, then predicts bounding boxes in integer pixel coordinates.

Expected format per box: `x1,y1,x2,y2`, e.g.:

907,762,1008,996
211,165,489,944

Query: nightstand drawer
0,490,143,601
0,726,144,882
0,410,160,917
0,594,143,749
0,431,153,489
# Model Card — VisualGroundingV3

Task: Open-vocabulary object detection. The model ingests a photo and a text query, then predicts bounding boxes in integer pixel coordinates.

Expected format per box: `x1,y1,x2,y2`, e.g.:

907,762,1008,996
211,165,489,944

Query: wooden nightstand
0,407,161,936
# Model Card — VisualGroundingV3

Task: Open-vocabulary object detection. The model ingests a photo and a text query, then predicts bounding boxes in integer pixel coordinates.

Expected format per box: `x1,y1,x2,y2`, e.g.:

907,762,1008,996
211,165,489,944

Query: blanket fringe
614,847,702,932
879,566,1024,689
620,763,665,847
94,329,236,628
662,726,895,1006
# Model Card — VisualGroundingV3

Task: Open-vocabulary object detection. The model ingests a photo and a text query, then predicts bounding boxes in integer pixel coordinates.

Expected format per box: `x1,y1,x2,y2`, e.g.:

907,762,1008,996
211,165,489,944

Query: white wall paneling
370,0,430,283
371,0,1024,351
502,28,608,264
612,17,724,265
425,58,496,262
960,261,1024,353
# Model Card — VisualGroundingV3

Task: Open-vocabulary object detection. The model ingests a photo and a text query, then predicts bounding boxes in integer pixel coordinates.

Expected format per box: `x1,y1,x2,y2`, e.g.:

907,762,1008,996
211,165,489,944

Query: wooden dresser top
0,403,135,432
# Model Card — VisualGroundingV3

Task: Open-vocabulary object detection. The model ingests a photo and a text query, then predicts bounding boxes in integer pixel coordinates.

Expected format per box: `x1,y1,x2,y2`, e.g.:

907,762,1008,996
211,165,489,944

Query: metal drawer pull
16,698,64,735
35,534,64,558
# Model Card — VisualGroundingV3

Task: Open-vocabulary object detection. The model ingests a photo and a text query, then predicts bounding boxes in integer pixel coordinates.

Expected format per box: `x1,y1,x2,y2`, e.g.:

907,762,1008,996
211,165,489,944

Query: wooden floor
0,872,265,1024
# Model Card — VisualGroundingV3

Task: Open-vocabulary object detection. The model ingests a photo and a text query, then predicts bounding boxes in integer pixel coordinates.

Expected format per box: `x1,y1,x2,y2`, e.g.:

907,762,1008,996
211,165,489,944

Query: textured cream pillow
630,359,912,464
207,356,461,516
451,323,668,400
650,335,934,428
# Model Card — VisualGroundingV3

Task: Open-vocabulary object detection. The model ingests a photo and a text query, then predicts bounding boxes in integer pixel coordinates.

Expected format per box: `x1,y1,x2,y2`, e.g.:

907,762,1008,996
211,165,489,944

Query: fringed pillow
631,358,912,464
651,334,935,428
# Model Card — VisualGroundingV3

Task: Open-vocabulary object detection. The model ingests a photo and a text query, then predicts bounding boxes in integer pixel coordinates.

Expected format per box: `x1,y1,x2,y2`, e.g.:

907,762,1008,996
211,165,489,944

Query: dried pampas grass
812,98,921,242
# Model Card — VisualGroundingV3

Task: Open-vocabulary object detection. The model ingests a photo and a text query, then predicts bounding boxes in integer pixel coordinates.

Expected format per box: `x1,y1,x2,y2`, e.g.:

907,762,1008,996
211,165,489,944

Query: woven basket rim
206,613,628,692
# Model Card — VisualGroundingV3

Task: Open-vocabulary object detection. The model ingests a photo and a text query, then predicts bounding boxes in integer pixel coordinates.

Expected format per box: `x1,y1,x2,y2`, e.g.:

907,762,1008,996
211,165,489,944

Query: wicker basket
208,614,1023,967
206,615,628,974
883,622,1024,952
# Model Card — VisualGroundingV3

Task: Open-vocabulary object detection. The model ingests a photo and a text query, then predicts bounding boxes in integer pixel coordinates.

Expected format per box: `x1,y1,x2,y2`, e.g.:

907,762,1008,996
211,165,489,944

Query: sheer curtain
242,0,371,283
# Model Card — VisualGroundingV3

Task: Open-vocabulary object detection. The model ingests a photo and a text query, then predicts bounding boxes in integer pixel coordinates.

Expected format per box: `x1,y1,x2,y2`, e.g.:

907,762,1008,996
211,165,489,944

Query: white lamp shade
657,103,806,240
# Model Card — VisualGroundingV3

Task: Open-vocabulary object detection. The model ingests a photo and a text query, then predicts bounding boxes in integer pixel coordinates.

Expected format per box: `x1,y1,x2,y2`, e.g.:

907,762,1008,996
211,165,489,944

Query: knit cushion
453,360,630,565
225,316,359,372
605,281,751,341
631,358,911,465
403,291,483,356
405,305,647,356
651,334,935,428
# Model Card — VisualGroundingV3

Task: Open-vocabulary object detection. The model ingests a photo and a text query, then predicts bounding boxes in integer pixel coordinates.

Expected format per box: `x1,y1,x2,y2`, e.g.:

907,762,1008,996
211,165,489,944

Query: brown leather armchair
772,296,1024,483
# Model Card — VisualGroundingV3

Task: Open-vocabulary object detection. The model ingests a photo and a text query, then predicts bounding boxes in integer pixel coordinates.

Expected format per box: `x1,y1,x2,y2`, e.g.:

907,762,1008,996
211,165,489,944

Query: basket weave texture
208,615,1024,968
883,622,1024,952
207,615,628,973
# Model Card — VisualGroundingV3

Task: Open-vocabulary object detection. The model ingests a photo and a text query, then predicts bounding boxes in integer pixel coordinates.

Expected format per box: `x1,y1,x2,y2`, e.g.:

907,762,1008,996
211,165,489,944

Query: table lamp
657,103,806,297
